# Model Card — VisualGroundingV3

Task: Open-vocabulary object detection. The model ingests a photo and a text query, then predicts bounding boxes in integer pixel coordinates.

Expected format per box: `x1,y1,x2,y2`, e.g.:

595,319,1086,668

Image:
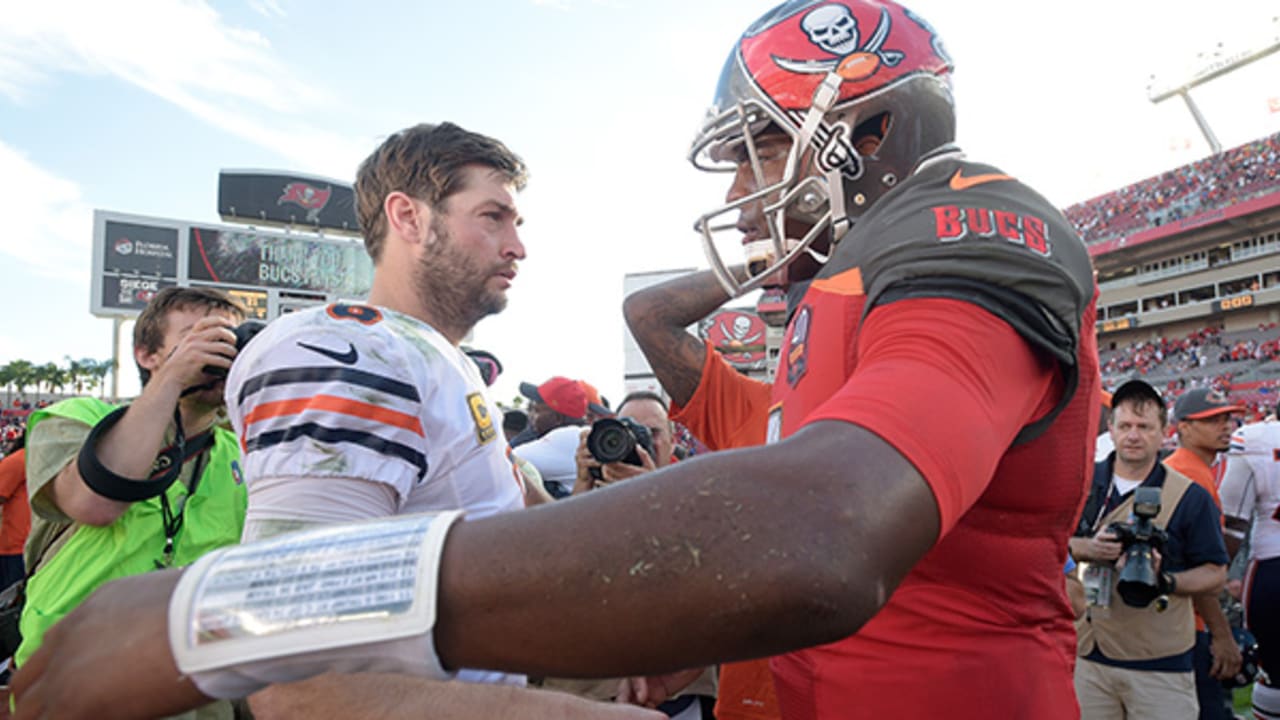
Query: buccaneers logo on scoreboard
278,182,332,223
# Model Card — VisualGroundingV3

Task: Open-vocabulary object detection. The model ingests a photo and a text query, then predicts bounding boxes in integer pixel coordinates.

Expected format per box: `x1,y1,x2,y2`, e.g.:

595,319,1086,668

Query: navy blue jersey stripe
238,366,420,405
245,422,428,479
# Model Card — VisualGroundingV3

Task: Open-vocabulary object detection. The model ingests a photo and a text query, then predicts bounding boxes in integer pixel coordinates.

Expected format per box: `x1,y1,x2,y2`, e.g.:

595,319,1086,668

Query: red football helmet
690,0,956,296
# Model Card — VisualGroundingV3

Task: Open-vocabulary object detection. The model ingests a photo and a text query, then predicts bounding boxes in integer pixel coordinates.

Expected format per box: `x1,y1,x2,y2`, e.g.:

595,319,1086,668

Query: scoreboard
92,209,373,320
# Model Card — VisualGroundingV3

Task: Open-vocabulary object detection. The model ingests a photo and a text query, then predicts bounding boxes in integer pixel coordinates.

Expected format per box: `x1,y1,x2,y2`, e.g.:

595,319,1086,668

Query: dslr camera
1106,486,1170,608
202,319,267,378
586,417,656,479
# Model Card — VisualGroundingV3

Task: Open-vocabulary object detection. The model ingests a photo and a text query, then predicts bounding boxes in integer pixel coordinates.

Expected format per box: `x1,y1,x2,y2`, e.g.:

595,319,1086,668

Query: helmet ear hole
853,112,891,157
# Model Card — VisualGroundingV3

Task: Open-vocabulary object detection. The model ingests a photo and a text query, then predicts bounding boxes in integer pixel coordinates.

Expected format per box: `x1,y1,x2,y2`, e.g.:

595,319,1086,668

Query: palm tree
64,356,87,395
87,359,114,398
2,360,35,407
48,363,69,399
0,364,13,408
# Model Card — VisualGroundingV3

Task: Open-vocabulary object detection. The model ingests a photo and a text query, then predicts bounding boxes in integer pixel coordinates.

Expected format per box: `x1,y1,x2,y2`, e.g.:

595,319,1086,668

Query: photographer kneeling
1069,379,1229,720
555,392,716,719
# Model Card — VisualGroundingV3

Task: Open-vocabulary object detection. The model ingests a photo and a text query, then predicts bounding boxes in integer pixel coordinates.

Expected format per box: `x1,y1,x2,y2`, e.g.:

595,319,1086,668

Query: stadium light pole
1147,20,1280,154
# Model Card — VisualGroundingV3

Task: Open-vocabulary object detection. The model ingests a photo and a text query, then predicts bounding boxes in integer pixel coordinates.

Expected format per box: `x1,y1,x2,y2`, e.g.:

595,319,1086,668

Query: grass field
1234,684,1253,715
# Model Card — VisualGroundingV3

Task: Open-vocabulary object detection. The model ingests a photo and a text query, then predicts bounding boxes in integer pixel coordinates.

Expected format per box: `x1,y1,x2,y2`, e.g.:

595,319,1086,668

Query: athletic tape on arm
170,511,463,698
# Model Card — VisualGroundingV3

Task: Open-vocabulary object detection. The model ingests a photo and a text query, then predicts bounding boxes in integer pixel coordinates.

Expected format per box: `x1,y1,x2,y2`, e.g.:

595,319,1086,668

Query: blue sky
2,0,1279,404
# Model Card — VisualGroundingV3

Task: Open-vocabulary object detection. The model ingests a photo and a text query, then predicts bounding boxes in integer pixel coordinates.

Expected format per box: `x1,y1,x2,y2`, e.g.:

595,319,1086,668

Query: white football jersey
1221,420,1280,561
225,304,525,686
226,303,523,518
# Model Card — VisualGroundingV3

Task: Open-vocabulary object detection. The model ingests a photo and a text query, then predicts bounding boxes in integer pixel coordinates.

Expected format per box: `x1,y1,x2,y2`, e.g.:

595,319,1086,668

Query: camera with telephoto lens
1106,486,1170,608
202,320,267,378
586,417,656,479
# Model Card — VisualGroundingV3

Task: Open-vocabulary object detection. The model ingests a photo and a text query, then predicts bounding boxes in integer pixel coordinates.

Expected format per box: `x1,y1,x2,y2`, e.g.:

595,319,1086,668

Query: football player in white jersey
1220,414,1280,720
215,123,649,719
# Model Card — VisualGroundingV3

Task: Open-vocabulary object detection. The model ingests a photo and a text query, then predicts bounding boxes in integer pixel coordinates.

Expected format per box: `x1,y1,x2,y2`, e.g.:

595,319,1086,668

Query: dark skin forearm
623,269,737,406
434,420,940,678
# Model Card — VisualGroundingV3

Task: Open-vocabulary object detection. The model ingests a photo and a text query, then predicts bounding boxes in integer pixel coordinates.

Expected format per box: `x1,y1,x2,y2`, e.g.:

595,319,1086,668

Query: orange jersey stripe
244,394,424,437
810,267,864,296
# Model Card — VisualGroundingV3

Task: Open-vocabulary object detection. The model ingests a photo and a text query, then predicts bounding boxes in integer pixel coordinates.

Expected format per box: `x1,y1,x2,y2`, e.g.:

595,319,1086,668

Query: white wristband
169,510,463,698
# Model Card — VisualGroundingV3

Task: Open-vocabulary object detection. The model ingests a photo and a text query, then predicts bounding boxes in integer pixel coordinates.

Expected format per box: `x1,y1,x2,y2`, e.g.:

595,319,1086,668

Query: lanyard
155,405,213,569
1088,477,1118,535
156,450,206,569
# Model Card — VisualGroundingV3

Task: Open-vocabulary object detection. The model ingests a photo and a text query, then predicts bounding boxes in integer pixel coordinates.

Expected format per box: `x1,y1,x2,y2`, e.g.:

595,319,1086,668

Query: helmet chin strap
793,71,849,261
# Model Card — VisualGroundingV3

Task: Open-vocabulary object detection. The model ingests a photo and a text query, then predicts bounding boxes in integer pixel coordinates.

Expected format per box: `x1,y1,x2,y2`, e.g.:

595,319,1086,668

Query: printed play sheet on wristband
172,511,461,667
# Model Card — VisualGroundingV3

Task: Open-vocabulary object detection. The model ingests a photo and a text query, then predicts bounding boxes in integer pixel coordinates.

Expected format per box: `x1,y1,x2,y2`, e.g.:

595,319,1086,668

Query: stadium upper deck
1074,132,1280,409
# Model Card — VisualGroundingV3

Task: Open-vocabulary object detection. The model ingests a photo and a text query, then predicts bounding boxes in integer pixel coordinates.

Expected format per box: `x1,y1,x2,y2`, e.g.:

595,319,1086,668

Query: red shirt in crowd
0,448,31,557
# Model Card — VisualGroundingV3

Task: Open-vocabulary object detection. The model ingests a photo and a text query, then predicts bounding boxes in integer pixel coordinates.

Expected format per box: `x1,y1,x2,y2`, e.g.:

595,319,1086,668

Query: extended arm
435,420,940,677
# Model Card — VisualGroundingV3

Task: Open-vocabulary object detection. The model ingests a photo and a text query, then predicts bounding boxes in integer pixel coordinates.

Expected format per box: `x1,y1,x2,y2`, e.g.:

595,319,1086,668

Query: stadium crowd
1066,132,1280,245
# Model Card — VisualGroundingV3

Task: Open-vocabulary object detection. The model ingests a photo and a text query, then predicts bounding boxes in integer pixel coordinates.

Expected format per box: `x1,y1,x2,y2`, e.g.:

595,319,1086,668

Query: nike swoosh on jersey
949,169,1014,191
297,340,359,365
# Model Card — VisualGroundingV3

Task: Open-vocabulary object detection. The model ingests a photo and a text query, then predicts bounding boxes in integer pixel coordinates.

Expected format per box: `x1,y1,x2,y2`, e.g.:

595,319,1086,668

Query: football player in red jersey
13,2,1099,718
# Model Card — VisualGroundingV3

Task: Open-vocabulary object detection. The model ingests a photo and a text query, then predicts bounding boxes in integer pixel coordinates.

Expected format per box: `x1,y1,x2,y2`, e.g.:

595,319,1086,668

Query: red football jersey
763,155,1097,719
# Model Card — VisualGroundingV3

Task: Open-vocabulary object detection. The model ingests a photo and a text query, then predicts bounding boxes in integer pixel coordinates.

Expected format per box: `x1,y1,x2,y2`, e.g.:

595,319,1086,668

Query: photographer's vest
1075,469,1194,661
16,397,246,668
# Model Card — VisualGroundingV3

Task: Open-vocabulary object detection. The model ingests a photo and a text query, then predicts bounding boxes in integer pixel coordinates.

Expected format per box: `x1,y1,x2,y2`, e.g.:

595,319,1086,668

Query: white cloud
0,141,92,283
247,0,285,19
0,0,365,175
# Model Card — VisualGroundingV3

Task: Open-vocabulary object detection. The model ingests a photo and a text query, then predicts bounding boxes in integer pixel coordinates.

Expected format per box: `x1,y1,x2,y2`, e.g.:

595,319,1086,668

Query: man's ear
135,344,161,377
385,191,429,246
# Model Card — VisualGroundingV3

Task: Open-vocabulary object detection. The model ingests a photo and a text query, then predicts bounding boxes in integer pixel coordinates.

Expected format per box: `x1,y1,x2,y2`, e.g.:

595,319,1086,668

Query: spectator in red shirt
0,430,30,591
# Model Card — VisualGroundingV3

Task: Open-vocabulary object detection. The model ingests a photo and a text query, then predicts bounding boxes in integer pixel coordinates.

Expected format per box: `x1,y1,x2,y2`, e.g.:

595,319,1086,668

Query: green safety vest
16,397,246,668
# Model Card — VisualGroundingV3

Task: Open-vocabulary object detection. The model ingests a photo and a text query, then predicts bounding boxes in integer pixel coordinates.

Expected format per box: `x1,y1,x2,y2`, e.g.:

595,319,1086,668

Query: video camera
586,416,656,480
1106,486,1170,608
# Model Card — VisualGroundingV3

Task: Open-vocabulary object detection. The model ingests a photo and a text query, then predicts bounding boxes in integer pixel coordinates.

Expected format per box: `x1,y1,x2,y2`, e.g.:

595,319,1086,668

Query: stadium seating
1066,133,1280,246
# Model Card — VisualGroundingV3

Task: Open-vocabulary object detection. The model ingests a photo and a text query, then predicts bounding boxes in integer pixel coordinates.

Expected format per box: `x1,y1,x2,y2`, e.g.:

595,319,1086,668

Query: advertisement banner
189,226,373,297
103,221,179,277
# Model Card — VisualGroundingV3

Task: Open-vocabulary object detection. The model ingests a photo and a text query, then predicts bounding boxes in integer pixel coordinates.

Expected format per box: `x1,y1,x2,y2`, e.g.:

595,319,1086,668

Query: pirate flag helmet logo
689,0,955,298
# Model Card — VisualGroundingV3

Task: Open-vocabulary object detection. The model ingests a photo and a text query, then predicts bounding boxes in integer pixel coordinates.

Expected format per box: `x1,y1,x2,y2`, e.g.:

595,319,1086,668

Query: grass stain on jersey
306,438,350,475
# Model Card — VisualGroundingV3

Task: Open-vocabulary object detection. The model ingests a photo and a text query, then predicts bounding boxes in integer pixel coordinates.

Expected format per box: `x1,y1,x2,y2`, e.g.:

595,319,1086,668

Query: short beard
414,216,507,335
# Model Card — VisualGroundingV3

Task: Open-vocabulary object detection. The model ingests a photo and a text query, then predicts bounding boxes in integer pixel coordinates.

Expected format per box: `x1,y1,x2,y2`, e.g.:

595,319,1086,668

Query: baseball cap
463,348,502,387
520,377,590,419
1173,388,1243,422
1110,379,1164,415
578,381,613,417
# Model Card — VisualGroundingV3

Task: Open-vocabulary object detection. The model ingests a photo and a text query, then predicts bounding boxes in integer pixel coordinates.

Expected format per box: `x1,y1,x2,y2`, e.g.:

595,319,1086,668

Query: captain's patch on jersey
466,393,497,445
